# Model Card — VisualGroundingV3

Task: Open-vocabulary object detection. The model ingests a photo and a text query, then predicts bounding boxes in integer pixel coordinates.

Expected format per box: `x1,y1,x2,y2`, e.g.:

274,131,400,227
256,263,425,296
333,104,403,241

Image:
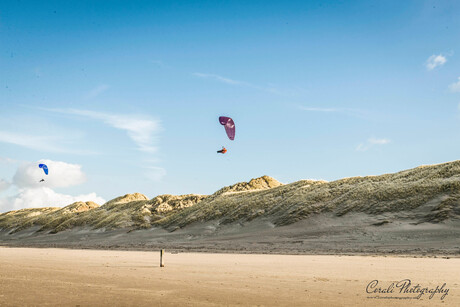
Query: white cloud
356,138,391,151
0,179,11,192
426,54,447,70
13,159,86,189
449,77,460,93
50,109,162,153
0,159,105,212
86,84,110,99
0,187,105,212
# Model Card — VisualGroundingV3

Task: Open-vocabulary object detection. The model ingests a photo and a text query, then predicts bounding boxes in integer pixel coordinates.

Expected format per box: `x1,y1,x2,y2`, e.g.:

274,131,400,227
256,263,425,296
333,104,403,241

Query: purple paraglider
219,116,235,140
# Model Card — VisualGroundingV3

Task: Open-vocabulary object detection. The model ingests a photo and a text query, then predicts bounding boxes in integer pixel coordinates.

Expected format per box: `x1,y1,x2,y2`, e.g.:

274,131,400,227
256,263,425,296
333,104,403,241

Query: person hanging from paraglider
217,146,227,154
217,116,234,154
38,163,48,183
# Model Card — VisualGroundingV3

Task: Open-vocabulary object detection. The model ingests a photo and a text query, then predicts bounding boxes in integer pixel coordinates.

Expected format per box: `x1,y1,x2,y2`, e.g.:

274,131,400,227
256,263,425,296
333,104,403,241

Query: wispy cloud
449,77,460,93
356,137,391,151
85,84,110,99
193,73,245,85
0,130,97,155
368,138,391,145
0,156,19,164
37,108,165,181
299,106,367,118
193,72,289,95
300,107,343,112
425,54,447,70
56,109,161,153
0,131,66,153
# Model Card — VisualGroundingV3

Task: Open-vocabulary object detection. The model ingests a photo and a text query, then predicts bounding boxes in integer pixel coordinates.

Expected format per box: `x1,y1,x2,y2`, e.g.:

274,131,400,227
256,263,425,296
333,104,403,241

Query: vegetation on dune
212,175,283,196
1,161,460,234
0,207,59,233
0,192,208,233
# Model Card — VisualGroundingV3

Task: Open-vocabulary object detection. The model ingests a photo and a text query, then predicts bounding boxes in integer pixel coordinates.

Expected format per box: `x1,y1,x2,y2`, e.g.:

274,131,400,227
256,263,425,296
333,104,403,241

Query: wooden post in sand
160,249,165,267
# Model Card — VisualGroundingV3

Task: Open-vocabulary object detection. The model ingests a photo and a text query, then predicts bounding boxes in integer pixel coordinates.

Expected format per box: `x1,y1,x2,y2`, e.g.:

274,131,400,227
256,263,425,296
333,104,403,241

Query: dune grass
1,161,460,234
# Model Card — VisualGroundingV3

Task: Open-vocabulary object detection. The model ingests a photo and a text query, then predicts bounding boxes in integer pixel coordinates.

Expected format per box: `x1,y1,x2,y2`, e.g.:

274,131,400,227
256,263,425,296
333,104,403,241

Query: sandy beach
0,247,458,306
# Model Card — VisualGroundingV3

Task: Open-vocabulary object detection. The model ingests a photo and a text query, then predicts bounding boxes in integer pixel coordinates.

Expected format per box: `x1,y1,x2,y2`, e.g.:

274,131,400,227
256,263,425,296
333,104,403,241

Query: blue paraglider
38,163,48,183
39,164,48,175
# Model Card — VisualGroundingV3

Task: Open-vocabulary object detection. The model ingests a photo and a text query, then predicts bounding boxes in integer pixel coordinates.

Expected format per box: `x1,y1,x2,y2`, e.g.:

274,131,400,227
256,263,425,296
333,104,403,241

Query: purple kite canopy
219,116,235,140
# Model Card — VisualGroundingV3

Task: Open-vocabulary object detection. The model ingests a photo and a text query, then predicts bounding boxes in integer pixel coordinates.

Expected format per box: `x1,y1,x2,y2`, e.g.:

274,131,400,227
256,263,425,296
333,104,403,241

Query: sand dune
1,161,460,254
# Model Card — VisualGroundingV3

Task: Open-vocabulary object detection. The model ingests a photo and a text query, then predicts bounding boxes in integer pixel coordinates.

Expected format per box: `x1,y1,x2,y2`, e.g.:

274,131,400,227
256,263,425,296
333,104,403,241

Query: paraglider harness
217,146,227,154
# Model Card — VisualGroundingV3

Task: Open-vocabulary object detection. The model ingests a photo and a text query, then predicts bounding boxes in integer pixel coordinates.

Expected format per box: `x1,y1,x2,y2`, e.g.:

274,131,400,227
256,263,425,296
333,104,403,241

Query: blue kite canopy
38,163,48,175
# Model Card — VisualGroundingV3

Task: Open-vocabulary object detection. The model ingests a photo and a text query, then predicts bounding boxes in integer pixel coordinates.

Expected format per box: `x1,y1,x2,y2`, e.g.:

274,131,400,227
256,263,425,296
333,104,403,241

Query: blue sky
1,0,460,211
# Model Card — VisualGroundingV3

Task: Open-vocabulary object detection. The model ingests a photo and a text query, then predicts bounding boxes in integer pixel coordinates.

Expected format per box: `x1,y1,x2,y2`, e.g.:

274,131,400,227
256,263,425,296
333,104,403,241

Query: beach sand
0,247,458,306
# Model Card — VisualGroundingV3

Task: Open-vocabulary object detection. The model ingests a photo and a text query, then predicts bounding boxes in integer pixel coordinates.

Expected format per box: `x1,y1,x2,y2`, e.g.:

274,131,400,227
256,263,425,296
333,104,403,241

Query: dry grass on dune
0,192,207,233
0,207,59,232
1,161,460,235
159,161,460,228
